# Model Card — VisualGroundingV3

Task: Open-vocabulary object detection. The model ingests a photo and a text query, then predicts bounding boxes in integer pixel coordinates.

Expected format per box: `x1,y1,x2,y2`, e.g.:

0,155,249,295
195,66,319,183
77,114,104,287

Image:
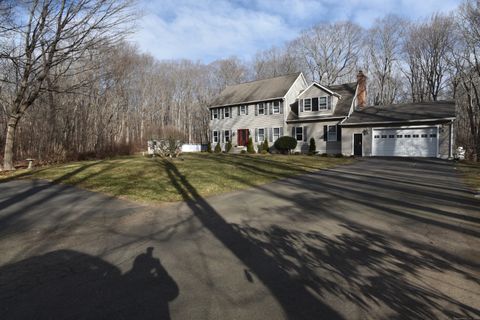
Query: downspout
449,120,454,159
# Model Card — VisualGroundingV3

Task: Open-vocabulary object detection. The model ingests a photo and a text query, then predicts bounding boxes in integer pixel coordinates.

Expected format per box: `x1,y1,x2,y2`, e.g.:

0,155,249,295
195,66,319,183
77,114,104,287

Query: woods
1,0,480,169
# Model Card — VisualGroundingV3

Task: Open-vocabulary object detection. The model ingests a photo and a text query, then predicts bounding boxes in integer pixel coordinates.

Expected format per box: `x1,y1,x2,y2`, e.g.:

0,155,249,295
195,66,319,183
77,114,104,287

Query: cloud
129,0,462,62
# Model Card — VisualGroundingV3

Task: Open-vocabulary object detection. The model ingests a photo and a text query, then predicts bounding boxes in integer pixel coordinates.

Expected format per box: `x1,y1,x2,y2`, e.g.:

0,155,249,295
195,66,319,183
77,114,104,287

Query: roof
287,82,357,122
342,100,456,125
210,73,302,108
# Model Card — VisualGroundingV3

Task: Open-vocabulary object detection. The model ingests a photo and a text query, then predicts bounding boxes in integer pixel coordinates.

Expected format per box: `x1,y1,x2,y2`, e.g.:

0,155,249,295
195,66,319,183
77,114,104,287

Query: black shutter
303,126,307,142
210,109,213,120
300,99,304,112
323,125,328,141
238,106,240,116
280,101,284,114
337,125,342,141
269,128,273,142
280,127,284,137
292,127,295,138
255,128,258,142
246,105,249,115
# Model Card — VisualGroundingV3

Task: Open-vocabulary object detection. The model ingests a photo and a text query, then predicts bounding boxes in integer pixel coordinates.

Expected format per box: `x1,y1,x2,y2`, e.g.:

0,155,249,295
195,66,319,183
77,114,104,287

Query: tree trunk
3,115,19,171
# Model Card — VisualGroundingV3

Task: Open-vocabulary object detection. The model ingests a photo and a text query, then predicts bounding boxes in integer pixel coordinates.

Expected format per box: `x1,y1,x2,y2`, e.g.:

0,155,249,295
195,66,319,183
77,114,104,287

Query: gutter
209,97,285,109
286,116,346,124
340,117,456,126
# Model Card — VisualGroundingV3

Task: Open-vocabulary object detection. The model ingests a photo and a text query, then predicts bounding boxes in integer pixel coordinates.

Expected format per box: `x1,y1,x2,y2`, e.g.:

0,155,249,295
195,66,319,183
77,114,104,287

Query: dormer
296,82,341,118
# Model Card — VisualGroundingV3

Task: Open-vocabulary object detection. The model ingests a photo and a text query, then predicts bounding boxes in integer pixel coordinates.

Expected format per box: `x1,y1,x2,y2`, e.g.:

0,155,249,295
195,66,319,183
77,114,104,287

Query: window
240,105,246,115
389,135,395,138
224,130,230,143
328,125,337,141
258,128,265,142
213,131,219,143
273,101,280,114
405,134,411,138
304,98,311,111
319,97,327,110
224,107,230,118
273,127,281,140
430,133,437,138
421,134,428,138
413,134,419,138
295,127,303,141
212,109,219,119
374,135,380,139
312,98,319,111
258,103,265,115
397,135,403,138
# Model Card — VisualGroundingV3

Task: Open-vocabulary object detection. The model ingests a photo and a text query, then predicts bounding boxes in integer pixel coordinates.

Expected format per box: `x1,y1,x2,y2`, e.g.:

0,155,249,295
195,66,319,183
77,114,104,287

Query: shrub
262,138,269,153
214,142,222,153
240,150,247,154
261,150,268,154
334,153,344,158
274,136,297,154
257,144,263,153
308,137,316,155
247,137,255,154
207,142,212,153
225,141,233,153
320,153,328,157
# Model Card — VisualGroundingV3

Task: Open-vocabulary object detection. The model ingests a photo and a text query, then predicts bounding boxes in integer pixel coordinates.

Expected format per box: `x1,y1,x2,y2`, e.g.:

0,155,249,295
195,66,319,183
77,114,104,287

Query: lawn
0,153,352,203
457,161,480,191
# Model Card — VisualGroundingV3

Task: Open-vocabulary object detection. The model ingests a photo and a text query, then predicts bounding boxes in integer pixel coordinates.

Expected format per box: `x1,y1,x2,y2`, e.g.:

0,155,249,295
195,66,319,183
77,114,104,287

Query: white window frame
327,125,337,142
258,128,265,142
319,97,328,110
258,103,265,115
273,101,280,114
295,127,303,141
224,130,230,143
303,98,312,112
240,105,246,115
273,127,281,141
213,131,219,143
213,109,219,119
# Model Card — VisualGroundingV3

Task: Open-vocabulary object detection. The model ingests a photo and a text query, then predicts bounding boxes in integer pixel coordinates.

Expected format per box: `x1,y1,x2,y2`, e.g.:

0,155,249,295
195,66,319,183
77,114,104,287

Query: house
209,71,456,158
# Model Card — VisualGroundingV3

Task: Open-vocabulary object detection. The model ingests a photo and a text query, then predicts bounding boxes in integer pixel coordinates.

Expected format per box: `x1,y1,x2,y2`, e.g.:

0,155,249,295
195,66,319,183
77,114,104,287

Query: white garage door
372,127,438,157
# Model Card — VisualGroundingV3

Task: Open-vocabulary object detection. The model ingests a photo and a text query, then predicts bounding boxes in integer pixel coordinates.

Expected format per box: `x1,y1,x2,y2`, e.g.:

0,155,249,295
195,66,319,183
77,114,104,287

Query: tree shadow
162,158,344,320
232,223,480,320
0,247,179,320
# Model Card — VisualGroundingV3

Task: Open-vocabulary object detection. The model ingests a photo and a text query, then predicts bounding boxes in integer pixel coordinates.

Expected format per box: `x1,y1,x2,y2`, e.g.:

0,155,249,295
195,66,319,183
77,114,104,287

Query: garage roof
210,73,302,108
342,101,455,125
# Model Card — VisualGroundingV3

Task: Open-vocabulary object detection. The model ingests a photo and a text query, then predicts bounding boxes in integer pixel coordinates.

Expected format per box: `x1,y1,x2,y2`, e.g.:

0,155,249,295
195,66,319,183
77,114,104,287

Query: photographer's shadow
0,247,179,320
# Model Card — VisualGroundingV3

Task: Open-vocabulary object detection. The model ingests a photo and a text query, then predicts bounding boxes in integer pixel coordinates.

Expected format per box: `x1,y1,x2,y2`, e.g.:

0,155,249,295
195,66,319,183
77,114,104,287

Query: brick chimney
356,70,367,110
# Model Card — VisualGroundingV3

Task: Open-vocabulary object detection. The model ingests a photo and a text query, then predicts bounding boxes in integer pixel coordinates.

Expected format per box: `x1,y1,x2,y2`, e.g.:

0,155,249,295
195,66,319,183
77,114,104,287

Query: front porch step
231,146,246,154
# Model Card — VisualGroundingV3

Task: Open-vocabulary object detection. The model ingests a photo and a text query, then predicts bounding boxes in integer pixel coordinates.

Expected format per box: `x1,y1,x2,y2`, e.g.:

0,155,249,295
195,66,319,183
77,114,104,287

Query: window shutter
210,110,213,120
238,106,240,116
323,125,328,141
269,128,273,142
246,105,249,115
328,96,332,110
255,104,258,116
280,127,284,137
292,127,295,137
337,125,342,141
269,102,273,115
230,107,232,118
280,101,284,114
255,128,258,142
300,99,304,112
303,126,307,142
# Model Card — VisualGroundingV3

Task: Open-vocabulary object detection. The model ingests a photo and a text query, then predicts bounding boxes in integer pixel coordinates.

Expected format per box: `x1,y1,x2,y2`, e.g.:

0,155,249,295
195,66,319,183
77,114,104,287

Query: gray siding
209,74,307,150
288,121,342,154
341,122,454,158
297,85,339,118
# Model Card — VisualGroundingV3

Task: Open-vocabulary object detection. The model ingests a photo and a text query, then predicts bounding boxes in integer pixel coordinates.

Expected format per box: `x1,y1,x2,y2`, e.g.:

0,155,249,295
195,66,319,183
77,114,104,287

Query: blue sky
130,0,461,63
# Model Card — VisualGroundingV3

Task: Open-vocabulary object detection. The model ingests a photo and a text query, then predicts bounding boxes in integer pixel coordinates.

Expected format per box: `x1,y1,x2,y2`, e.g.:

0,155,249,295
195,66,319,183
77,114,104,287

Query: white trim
296,82,341,99
342,117,456,126
283,72,308,100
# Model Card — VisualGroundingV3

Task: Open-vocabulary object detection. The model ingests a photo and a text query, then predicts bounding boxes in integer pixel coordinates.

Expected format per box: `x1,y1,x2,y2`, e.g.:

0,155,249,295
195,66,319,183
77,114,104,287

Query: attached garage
372,127,438,157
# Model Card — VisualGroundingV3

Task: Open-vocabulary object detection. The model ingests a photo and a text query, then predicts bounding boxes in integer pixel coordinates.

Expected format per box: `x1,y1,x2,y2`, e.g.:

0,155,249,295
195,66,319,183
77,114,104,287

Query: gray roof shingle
210,73,302,107
342,100,455,125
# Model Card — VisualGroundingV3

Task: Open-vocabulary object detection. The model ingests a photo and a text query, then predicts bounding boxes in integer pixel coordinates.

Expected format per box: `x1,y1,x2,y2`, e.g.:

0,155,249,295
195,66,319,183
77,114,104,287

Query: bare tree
254,44,300,80
0,0,135,170
295,21,363,85
366,15,406,105
402,14,455,102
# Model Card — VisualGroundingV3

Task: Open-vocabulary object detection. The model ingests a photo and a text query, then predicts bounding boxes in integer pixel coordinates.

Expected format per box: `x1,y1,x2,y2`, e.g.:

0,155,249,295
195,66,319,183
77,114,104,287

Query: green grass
457,161,480,191
0,153,352,203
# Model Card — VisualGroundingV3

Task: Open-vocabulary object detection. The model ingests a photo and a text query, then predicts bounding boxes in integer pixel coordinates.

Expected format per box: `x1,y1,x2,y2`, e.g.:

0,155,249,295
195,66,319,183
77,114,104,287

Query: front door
354,133,363,156
237,129,249,146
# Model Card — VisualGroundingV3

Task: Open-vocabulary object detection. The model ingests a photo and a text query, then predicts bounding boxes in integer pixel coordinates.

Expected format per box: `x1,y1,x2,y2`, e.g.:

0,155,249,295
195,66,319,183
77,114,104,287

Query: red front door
237,129,249,146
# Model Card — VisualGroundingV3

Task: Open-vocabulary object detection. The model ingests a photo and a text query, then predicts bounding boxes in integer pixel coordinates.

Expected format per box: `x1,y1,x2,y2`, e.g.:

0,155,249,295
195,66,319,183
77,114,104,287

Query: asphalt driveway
0,158,479,320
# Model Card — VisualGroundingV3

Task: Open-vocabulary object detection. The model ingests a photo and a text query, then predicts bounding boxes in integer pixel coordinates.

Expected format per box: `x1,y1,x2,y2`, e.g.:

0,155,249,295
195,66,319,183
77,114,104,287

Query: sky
130,0,462,63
